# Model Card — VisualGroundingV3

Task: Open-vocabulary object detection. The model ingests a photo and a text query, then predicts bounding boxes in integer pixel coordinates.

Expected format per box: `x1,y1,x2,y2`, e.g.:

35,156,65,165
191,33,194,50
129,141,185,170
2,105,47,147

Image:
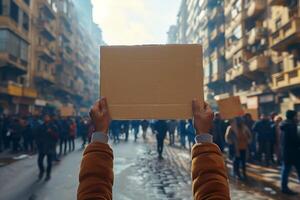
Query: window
22,12,29,31
232,25,242,40
0,0,3,15
23,0,30,6
0,29,28,60
10,0,19,23
204,65,210,77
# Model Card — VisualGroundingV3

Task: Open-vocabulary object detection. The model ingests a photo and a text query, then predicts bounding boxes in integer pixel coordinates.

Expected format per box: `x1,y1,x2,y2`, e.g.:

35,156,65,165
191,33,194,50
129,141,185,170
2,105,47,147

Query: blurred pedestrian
0,114,5,152
280,110,300,195
122,120,130,141
186,119,196,150
80,118,89,148
36,115,59,181
21,118,34,153
141,120,149,140
154,120,168,159
252,114,273,165
10,118,22,153
243,113,256,161
212,112,226,152
59,118,69,155
69,119,77,151
168,120,177,146
271,116,283,164
110,120,121,144
131,120,140,142
179,120,187,148
225,117,252,179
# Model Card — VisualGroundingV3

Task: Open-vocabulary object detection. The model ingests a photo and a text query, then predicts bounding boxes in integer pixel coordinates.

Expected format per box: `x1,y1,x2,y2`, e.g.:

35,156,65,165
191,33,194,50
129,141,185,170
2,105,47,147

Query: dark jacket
212,119,226,148
154,120,168,139
36,122,58,154
252,119,272,142
280,120,300,164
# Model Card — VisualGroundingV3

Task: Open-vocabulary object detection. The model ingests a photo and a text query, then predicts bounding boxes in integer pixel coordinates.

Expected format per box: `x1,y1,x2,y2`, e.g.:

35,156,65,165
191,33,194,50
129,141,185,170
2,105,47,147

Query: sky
91,0,182,45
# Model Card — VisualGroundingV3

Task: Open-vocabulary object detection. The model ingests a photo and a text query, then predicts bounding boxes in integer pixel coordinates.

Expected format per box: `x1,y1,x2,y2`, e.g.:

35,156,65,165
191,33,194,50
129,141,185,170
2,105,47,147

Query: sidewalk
156,136,300,200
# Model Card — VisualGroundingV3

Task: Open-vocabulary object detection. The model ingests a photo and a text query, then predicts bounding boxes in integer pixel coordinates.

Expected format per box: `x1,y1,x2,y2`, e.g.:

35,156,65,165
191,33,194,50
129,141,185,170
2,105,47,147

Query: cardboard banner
244,108,259,120
60,106,75,117
100,44,204,120
217,96,244,120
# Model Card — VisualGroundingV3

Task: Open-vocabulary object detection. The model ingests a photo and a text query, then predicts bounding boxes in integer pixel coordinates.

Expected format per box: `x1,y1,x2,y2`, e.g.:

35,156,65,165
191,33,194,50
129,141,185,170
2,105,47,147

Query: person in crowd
269,112,278,163
225,117,252,179
280,110,300,195
212,112,226,152
154,120,168,159
168,120,177,146
21,118,34,153
10,118,22,153
0,114,5,152
36,114,59,181
186,119,196,150
141,120,149,141
69,119,77,151
179,120,187,148
122,120,130,141
77,98,230,199
131,120,140,142
110,120,121,144
271,116,283,164
79,118,89,149
252,114,273,165
243,113,256,160
59,118,69,155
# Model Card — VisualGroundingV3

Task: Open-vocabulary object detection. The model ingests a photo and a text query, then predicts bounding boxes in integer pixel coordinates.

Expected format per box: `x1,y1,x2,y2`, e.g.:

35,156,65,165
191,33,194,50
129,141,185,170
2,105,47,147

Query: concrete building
167,25,178,44
0,0,104,115
171,0,300,115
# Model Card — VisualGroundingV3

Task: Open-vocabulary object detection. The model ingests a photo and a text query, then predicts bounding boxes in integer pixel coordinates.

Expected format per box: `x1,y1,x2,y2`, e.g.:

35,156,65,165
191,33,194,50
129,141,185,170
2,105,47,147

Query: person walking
212,112,226,152
154,120,168,159
271,116,283,164
79,118,89,148
69,119,77,151
243,113,256,160
36,115,58,181
59,118,69,155
179,120,187,148
280,110,300,195
168,120,177,146
10,118,22,153
131,120,140,142
225,117,252,179
110,120,121,144
141,120,149,141
252,114,273,165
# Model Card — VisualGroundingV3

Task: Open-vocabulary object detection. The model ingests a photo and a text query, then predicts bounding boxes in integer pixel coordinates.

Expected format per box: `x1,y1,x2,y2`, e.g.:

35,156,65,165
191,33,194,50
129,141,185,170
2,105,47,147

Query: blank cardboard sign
217,96,244,120
100,44,204,120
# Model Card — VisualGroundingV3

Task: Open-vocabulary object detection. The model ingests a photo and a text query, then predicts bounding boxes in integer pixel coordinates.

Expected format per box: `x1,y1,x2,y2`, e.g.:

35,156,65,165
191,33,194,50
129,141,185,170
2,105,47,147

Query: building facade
170,0,300,115
0,0,104,115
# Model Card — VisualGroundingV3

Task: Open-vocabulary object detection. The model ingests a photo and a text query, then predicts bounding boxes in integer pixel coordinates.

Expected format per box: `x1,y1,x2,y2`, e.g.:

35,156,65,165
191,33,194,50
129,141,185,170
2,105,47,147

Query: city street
1,134,299,200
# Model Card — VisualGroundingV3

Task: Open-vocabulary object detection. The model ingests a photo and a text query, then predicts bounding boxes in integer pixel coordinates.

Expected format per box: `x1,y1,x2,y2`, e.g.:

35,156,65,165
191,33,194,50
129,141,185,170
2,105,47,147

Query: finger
100,97,109,113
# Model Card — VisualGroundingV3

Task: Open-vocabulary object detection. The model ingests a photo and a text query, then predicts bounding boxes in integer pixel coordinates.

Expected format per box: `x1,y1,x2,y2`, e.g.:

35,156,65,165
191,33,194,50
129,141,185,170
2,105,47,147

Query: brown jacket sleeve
77,142,114,200
192,143,230,200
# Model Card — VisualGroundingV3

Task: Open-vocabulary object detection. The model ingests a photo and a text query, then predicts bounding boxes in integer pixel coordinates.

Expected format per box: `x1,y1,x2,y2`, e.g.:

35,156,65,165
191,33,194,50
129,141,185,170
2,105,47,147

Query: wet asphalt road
0,136,299,200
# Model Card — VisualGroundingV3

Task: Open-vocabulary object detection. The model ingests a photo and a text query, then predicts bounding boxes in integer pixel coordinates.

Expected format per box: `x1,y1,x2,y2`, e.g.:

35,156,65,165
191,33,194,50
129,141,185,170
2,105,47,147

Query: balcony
272,66,300,90
270,17,300,52
247,27,268,45
23,87,38,98
0,17,29,42
0,53,28,75
248,55,269,72
225,63,249,82
225,38,248,59
36,46,56,63
35,70,55,84
40,0,56,20
0,82,36,98
268,0,286,6
38,20,56,41
246,0,266,18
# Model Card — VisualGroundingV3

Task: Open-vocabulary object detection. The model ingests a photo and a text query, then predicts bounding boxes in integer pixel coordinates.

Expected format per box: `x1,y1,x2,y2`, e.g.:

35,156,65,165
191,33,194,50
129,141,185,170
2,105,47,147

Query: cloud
91,0,181,45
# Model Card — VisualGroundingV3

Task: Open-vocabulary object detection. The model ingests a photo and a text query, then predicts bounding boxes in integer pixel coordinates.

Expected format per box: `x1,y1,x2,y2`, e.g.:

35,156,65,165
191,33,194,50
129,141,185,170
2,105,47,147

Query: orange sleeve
77,142,114,200
191,143,230,200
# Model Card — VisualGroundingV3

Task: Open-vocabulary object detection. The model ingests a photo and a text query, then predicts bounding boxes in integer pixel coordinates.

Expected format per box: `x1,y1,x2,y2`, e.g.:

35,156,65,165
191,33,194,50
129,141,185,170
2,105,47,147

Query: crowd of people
0,114,92,181
1,108,299,195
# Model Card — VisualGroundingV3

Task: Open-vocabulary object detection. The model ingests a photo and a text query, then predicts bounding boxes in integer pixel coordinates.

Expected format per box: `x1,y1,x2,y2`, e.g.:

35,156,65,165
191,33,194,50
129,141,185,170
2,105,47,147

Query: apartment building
0,0,104,115
268,0,300,113
0,0,35,114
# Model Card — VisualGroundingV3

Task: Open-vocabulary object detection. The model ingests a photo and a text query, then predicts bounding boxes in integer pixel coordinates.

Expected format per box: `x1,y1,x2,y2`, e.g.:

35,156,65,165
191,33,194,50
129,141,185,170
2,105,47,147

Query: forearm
191,138,230,200
77,134,114,200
